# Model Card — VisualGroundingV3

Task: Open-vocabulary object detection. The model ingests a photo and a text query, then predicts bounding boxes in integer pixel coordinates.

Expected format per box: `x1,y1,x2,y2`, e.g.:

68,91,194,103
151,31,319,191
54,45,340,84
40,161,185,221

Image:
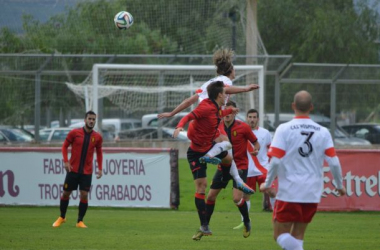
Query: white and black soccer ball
114,11,134,30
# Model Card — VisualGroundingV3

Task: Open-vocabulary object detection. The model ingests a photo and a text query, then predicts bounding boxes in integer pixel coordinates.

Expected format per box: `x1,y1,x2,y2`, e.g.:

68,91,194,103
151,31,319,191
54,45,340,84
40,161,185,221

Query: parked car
70,118,141,138
39,127,73,142
117,127,189,141
321,123,371,146
51,119,83,128
342,123,380,144
142,112,189,129
16,125,46,135
0,126,34,144
263,113,371,146
41,127,114,142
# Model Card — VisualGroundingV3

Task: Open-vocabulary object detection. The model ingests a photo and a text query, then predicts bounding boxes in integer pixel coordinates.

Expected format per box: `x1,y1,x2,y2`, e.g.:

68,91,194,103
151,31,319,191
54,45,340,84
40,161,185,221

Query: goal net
66,64,264,126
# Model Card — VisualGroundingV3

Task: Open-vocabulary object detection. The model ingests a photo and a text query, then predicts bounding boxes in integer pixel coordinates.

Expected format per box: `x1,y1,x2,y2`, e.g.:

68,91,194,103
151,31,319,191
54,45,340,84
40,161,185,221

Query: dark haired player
52,110,103,228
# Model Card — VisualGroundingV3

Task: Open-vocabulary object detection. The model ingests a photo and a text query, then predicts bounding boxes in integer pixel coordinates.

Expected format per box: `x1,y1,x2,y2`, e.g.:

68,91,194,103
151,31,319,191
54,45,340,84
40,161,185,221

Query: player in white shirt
158,48,259,195
233,108,274,230
260,90,346,250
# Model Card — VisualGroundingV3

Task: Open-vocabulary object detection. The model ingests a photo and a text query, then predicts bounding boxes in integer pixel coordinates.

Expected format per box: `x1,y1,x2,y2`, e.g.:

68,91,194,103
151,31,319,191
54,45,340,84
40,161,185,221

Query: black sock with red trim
205,199,215,224
195,193,207,225
236,199,250,223
60,197,69,219
78,199,88,222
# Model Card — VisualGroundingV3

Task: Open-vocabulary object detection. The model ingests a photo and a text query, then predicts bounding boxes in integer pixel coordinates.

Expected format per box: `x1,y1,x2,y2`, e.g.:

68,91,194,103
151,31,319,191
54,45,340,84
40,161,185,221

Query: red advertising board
319,149,380,211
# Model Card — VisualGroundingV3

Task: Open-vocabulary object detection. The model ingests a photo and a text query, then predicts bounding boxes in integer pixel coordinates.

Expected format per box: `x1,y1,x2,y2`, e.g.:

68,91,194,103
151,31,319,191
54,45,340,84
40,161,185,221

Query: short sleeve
65,130,75,143
245,124,257,144
268,125,286,158
271,125,286,150
323,128,336,157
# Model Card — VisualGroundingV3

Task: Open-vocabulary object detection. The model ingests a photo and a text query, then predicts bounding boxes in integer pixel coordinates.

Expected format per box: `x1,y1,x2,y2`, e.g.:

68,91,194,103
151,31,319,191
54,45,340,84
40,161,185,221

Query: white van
70,118,142,138
142,112,189,128
50,119,83,128
263,113,331,130
264,113,371,146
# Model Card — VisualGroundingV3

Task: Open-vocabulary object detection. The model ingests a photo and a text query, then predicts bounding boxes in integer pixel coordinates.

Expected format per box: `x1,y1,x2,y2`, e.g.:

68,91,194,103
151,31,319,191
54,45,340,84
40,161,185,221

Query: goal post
66,64,265,127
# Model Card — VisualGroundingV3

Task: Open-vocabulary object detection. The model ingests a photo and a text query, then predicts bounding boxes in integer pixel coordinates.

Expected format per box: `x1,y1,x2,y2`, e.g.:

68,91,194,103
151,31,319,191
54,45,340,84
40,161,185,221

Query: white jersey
197,75,232,104
268,116,335,203
247,127,272,177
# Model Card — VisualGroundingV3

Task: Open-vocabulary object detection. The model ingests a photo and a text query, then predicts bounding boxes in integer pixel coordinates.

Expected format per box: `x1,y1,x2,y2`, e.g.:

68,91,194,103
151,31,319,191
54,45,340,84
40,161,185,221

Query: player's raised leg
199,140,232,165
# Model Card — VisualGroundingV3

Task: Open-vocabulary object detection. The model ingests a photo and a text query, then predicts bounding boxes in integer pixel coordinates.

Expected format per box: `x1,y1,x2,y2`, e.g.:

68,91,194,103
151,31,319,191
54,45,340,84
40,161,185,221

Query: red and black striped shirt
62,127,103,174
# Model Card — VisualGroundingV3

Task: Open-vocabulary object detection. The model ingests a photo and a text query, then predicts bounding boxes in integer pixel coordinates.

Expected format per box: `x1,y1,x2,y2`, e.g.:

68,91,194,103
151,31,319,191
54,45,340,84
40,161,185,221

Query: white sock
276,233,303,250
206,141,232,157
229,159,243,183
296,239,304,247
270,197,276,209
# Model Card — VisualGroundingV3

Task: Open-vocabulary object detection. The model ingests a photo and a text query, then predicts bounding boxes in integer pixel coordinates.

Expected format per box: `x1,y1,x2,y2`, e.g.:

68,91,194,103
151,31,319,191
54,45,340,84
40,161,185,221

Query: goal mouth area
65,64,264,127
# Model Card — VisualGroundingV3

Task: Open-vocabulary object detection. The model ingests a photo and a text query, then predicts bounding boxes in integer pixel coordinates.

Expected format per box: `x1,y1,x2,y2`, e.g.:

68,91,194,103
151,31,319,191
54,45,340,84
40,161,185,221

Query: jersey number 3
298,131,314,157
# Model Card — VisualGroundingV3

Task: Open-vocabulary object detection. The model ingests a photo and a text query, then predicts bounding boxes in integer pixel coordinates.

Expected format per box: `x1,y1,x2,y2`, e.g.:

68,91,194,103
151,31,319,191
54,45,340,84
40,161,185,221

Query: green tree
258,0,380,64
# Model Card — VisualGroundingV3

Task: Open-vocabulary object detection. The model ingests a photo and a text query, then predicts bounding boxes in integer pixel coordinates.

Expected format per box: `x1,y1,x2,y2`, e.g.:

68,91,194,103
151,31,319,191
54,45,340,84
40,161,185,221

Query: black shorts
210,168,248,190
63,172,92,192
187,147,228,180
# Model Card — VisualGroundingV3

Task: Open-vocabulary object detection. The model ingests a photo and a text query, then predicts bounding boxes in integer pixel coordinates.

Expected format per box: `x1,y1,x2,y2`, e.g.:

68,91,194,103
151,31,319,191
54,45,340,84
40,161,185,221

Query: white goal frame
91,64,265,127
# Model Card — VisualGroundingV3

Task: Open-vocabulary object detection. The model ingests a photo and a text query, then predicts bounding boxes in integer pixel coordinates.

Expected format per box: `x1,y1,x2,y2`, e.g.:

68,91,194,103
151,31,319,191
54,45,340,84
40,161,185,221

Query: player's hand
259,183,266,192
267,187,276,198
250,148,259,156
96,170,103,179
158,112,173,119
173,127,183,139
230,107,239,115
335,187,346,196
246,84,259,92
260,183,275,197
64,162,72,172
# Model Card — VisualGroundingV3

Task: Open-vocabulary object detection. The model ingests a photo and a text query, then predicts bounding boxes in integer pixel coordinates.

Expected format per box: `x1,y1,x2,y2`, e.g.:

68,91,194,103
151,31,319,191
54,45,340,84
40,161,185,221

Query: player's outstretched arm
326,155,346,196
221,107,239,117
173,127,184,139
173,113,196,139
225,84,259,95
158,94,199,119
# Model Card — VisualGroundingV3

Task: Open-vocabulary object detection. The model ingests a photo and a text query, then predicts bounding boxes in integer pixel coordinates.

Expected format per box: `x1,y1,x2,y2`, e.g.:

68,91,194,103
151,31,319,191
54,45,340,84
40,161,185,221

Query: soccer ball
114,11,134,30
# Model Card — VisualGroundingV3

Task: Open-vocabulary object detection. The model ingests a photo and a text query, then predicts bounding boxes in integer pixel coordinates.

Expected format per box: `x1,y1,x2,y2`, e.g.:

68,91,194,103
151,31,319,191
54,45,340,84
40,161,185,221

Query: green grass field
0,159,379,250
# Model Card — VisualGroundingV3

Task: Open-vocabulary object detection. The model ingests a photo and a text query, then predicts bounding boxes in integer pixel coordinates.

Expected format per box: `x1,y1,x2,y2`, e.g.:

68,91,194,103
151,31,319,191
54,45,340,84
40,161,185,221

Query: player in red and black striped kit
205,100,260,238
52,110,103,228
173,81,239,240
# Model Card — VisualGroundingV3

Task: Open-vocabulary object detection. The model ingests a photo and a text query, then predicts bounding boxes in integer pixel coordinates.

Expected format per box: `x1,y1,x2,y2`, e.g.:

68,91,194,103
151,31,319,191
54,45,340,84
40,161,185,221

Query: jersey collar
294,115,310,119
210,98,220,110
224,119,236,129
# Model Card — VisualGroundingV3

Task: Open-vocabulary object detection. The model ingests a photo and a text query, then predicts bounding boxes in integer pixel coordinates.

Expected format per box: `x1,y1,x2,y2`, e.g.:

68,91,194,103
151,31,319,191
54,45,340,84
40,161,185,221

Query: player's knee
62,191,71,199
218,134,229,142
221,154,232,164
80,191,89,200
207,193,217,202
232,197,240,203
196,182,207,193
220,141,232,150
243,195,251,201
